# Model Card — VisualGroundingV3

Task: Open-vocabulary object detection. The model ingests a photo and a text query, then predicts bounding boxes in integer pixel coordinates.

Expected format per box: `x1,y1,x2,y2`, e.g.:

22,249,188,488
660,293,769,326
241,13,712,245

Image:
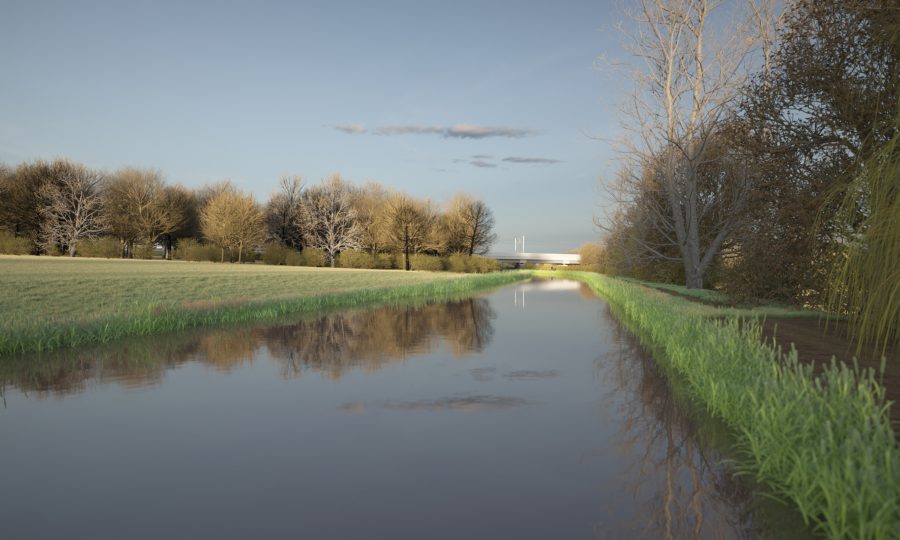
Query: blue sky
0,0,629,252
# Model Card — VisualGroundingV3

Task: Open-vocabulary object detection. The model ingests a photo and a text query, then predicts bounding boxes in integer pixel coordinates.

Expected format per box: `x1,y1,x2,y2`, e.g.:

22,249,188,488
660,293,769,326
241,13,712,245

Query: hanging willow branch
824,104,900,356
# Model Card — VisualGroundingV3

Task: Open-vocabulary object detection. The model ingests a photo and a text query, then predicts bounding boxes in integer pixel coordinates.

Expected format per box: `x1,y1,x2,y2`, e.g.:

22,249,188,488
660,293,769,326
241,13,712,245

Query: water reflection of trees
594,305,811,540
263,298,496,380
0,298,496,398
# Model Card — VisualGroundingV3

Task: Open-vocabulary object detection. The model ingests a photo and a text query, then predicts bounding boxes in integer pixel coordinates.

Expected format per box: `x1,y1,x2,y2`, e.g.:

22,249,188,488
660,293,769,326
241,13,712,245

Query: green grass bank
0,256,528,356
540,270,899,540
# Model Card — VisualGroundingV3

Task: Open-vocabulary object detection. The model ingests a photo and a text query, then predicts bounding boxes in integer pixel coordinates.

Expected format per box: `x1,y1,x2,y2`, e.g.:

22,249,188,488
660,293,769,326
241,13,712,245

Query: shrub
338,250,376,269
133,244,155,260
262,243,290,265
446,254,500,273
373,253,396,269
77,237,121,258
471,255,499,273
446,253,473,273
284,250,304,266
174,239,221,262
409,254,444,272
302,248,326,267
0,231,34,255
285,248,326,267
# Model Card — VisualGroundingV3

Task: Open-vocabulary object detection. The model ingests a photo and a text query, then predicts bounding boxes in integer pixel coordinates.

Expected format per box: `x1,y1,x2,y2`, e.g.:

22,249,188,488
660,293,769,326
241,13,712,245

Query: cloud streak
470,160,497,168
376,125,444,136
333,123,537,139
332,123,367,134
442,124,536,139
502,156,562,164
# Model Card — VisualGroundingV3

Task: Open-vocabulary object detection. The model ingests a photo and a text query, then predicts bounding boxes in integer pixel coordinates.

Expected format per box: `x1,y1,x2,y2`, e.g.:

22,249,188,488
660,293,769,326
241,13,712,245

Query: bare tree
37,162,106,256
385,193,436,271
200,188,266,263
158,185,196,259
302,175,361,267
197,180,237,207
352,182,390,256
265,175,305,249
105,168,185,259
609,0,778,288
0,160,66,246
445,194,497,256
0,163,9,201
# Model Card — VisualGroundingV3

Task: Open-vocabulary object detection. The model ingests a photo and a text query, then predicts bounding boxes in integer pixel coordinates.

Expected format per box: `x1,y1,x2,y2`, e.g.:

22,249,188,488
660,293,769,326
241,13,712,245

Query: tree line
0,162,497,270
591,0,898,349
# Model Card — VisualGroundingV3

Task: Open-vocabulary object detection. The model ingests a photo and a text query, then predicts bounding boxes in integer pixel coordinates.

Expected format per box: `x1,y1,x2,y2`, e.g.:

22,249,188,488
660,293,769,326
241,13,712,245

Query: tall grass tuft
546,270,900,540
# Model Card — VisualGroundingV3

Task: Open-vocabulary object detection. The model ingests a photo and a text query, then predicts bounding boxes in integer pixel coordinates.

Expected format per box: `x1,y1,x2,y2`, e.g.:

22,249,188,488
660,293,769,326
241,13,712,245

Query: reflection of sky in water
0,280,811,539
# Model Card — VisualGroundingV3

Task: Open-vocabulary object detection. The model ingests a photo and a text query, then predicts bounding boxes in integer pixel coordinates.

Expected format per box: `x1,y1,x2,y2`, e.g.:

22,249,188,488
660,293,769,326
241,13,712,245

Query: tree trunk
238,243,243,263
684,263,704,289
220,247,225,263
68,243,77,257
330,254,336,268
404,226,411,271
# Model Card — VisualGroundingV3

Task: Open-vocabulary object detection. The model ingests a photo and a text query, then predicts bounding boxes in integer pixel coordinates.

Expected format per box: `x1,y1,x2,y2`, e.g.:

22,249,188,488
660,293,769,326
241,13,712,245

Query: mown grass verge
0,266,528,356
539,270,899,540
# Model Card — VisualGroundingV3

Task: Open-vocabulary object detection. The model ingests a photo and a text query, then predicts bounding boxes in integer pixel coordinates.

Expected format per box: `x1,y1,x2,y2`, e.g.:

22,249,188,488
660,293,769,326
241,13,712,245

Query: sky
0,0,631,252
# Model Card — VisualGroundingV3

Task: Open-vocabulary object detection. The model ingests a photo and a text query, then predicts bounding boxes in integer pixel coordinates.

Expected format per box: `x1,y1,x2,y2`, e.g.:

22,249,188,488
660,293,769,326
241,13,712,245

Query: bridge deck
489,252,581,265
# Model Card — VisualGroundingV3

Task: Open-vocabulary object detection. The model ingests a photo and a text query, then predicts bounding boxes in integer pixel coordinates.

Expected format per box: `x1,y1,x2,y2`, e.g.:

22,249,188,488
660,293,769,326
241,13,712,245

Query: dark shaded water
0,279,810,539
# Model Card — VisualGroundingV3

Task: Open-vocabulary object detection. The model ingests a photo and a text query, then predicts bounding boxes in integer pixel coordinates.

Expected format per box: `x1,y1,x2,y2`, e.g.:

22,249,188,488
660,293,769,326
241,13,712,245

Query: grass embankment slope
540,271,900,540
0,256,527,355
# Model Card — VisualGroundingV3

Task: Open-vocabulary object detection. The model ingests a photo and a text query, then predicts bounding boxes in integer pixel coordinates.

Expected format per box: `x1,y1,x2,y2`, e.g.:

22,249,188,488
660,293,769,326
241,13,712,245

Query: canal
0,279,809,538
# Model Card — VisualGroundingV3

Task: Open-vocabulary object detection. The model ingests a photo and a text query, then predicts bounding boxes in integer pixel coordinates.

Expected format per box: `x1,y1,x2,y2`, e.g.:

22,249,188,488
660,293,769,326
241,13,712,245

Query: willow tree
825,112,900,354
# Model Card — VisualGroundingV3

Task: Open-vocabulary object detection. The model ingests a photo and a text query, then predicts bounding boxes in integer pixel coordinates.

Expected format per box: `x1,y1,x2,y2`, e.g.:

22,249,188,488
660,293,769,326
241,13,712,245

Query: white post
522,236,525,253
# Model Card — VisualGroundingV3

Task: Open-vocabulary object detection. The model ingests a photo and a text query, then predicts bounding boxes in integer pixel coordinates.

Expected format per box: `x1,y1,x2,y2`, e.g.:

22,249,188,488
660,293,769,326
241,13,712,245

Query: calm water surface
1,279,810,539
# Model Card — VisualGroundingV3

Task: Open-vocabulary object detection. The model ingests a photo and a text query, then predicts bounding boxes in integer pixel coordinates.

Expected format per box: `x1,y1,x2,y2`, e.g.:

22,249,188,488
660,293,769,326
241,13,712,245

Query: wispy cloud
373,124,537,139
470,160,497,168
502,156,562,164
445,124,536,139
376,125,444,136
332,123,367,134
332,123,537,139
472,154,494,159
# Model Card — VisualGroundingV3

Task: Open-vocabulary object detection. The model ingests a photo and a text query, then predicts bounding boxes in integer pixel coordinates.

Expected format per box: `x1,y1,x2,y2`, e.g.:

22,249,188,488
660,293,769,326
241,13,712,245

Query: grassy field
0,256,528,355
540,270,899,539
